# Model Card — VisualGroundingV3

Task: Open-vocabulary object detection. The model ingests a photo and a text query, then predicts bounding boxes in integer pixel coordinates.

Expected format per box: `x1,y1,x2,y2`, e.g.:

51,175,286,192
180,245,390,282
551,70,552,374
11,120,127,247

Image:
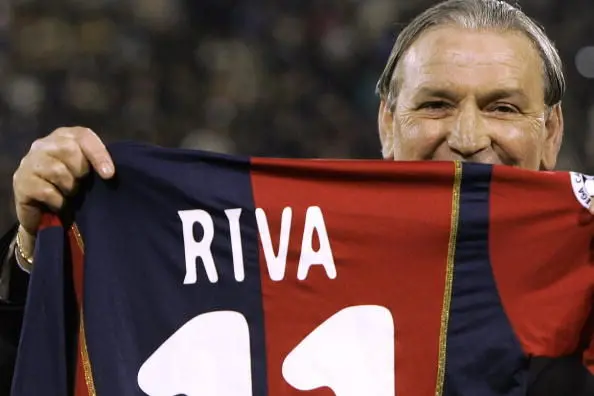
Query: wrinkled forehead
396,26,545,99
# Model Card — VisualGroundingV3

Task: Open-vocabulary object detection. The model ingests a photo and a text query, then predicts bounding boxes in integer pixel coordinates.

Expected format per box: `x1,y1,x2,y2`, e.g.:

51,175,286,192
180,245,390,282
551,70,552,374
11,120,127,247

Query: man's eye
491,104,519,113
420,101,450,110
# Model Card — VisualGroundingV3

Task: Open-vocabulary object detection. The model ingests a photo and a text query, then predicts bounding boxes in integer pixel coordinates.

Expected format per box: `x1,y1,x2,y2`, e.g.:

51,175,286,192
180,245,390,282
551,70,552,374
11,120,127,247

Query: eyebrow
413,86,530,104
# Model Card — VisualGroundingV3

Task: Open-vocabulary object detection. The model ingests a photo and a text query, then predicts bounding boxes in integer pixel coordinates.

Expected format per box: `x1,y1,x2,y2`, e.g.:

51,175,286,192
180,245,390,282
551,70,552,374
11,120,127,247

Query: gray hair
376,0,565,107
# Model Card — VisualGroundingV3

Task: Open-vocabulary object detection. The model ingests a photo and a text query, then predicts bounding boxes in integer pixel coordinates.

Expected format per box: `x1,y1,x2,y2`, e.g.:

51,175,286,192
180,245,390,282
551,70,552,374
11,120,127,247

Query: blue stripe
444,163,527,396
12,226,76,396
79,143,269,395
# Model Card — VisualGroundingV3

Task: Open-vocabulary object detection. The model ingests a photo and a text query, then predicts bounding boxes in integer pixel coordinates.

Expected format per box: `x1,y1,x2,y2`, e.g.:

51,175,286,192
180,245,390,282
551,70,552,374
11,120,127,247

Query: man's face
378,26,563,170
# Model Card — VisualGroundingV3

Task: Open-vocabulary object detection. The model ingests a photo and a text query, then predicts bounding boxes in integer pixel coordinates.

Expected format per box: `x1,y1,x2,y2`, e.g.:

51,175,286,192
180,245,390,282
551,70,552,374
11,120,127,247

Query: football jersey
11,141,594,396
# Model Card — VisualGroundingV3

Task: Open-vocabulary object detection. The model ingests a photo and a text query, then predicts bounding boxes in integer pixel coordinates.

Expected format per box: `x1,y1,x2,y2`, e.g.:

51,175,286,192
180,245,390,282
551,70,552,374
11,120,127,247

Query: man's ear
540,103,564,170
378,100,395,159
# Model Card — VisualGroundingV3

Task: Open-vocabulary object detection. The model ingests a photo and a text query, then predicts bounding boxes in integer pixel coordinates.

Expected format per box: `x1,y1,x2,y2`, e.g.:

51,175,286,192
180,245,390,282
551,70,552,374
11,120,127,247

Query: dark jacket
0,224,28,394
0,225,592,396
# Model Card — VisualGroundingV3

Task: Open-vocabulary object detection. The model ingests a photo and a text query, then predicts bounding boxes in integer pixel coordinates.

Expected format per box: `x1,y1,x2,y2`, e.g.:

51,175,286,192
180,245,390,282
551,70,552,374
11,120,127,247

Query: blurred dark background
0,0,593,231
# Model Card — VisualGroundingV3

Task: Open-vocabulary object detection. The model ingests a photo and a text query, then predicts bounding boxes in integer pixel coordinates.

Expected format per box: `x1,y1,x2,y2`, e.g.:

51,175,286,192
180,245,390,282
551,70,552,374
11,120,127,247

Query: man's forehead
401,26,539,70
398,26,543,93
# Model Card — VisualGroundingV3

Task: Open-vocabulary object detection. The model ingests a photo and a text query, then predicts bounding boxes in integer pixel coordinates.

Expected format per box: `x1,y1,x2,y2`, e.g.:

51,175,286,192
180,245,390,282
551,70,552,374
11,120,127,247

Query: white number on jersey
283,305,395,396
137,305,395,395
137,311,253,395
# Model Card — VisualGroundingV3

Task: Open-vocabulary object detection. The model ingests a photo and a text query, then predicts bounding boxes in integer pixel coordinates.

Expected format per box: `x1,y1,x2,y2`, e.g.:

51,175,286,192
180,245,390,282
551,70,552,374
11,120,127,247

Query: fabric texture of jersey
11,142,594,396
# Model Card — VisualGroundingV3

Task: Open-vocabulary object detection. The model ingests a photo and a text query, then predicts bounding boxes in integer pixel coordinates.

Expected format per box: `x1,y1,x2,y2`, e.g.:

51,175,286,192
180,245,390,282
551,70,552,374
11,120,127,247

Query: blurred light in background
576,46,594,79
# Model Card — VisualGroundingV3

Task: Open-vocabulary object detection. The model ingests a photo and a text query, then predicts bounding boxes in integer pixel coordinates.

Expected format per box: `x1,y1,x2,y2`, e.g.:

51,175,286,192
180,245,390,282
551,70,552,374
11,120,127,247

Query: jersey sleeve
490,167,594,359
489,167,594,393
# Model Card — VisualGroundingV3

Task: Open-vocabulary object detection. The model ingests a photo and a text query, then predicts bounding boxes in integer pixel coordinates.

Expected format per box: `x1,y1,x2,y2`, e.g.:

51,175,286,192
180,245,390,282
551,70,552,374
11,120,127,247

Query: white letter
225,208,245,282
255,207,292,281
178,210,218,284
297,206,336,280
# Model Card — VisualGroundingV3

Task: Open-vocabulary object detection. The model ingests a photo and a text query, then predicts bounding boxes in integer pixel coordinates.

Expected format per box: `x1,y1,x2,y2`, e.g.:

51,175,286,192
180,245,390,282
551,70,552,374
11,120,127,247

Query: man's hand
12,127,115,258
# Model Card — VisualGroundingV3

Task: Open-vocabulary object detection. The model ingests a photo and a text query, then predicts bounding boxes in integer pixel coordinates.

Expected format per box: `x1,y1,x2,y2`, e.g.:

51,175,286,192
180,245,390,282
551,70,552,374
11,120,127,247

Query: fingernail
100,163,113,176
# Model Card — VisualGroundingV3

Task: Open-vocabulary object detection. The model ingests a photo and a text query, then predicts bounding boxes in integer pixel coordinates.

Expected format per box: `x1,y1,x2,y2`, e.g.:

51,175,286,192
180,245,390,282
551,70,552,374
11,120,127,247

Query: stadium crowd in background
0,0,593,231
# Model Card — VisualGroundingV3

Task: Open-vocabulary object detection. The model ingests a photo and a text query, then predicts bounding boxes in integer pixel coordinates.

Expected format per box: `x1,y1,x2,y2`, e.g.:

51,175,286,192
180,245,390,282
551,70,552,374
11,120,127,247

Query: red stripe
39,213,62,231
250,158,455,396
68,229,90,396
74,343,89,396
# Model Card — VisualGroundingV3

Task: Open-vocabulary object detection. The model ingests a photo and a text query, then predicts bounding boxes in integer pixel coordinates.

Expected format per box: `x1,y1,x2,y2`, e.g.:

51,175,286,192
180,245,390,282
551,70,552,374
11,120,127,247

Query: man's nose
446,104,491,157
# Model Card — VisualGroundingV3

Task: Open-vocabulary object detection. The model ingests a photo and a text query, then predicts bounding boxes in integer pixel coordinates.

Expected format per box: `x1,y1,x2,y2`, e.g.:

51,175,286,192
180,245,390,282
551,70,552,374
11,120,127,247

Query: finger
30,154,77,196
15,175,65,212
30,134,90,179
75,128,114,179
589,202,594,215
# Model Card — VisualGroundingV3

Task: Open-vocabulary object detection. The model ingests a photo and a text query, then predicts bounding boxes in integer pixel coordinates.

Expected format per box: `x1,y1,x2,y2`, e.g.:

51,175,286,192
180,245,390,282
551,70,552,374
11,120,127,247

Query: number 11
138,305,395,395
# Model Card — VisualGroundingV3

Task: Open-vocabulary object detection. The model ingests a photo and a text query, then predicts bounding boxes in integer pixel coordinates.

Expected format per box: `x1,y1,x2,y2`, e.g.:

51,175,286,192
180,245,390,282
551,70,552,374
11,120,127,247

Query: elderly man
1,0,593,394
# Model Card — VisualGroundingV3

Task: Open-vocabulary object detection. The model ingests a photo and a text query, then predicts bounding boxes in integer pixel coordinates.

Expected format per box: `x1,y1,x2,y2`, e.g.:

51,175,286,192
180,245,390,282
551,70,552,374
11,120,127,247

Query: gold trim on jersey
434,161,462,396
72,223,97,396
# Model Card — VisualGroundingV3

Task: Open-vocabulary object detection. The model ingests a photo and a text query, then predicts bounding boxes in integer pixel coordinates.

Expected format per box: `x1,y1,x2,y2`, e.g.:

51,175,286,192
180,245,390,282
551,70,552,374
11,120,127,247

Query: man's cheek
495,127,542,168
398,121,445,160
